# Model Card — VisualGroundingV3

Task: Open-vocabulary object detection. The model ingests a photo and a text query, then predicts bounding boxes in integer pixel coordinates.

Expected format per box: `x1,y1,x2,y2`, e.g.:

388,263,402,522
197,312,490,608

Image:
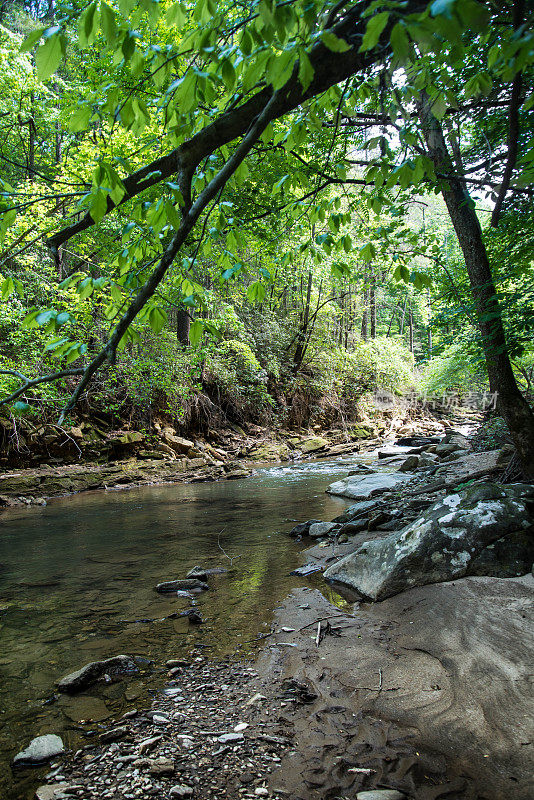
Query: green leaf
12,401,31,414
20,27,46,52
35,33,65,81
68,105,91,132
430,0,456,18
390,23,410,63
148,306,167,334
189,319,203,347
55,311,71,326
100,1,117,41
89,189,108,224
247,281,266,303
1,276,15,299
79,0,100,46
360,12,389,52
321,31,351,53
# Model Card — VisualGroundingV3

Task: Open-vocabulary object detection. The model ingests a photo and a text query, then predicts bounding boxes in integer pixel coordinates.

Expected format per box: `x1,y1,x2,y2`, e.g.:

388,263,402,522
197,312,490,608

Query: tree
1,0,533,473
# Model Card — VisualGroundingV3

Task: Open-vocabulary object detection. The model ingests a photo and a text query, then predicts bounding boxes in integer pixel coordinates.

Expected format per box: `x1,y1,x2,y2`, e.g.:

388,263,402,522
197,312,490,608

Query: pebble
356,791,406,800
217,733,244,744
169,785,194,798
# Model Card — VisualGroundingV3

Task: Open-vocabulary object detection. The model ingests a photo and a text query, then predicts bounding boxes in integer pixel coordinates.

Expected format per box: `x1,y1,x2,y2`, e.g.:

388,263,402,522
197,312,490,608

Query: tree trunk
293,271,312,373
369,267,376,338
419,93,534,477
176,309,190,347
427,289,432,358
408,305,414,354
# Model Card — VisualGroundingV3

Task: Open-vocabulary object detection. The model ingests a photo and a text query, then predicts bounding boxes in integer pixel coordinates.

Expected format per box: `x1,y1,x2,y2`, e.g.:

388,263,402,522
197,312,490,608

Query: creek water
0,454,372,799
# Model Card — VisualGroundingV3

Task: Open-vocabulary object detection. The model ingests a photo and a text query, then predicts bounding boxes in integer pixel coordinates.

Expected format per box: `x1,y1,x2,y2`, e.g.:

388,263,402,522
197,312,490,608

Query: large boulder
324,483,534,601
57,655,138,693
13,734,64,766
326,472,412,500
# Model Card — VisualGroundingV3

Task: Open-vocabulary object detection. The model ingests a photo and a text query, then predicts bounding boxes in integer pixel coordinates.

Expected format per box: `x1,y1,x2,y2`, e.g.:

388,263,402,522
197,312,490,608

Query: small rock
399,454,419,471
186,566,208,581
233,722,248,732
57,655,137,693
152,713,170,724
217,732,244,744
138,735,162,754
149,757,175,776
99,726,128,743
288,519,322,537
181,609,203,624
254,789,269,797
356,791,405,800
13,735,64,766
169,785,194,798
308,522,337,539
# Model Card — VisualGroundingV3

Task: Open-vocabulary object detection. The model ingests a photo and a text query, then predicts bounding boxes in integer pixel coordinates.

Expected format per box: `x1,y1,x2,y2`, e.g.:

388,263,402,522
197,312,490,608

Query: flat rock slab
35,784,73,800
57,655,138,693
326,472,412,500
13,734,64,766
261,579,534,800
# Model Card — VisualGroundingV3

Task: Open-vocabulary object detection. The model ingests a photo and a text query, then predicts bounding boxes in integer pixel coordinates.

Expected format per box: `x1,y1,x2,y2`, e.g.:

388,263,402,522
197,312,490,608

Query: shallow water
0,453,370,799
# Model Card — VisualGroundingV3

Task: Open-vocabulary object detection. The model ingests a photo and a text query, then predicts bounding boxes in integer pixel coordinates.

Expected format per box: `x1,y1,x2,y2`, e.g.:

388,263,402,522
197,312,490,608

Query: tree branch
0,368,85,406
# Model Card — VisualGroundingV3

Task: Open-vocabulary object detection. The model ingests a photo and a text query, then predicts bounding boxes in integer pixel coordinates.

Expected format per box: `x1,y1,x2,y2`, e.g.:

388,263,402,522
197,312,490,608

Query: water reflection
0,456,363,798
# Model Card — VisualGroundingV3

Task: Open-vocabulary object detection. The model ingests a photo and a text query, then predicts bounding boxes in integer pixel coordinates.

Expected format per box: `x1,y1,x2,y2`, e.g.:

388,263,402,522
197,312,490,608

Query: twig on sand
298,613,355,632
217,527,240,565
351,668,383,693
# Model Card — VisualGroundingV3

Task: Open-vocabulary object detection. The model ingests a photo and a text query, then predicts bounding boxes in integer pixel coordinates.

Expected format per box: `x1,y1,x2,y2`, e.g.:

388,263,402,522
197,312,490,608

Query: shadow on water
0,454,367,799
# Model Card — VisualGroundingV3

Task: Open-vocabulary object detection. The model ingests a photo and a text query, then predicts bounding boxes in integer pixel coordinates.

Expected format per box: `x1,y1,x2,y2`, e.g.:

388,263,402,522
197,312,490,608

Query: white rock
326,473,411,500
233,722,248,732
356,791,405,800
169,785,194,798
13,735,64,766
217,732,244,744
254,789,269,797
35,785,71,800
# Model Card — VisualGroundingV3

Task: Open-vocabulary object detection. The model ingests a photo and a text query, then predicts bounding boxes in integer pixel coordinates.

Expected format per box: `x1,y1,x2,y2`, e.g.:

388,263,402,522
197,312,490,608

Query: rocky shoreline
0,422,383,508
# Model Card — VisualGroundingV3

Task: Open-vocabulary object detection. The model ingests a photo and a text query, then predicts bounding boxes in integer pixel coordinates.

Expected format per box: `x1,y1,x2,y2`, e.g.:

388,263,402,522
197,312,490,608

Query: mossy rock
299,436,328,453
248,442,290,461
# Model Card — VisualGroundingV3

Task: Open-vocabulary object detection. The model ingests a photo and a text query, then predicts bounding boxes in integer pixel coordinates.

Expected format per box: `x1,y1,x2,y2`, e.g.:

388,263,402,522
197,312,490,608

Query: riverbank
28,574,534,800
0,411,464,507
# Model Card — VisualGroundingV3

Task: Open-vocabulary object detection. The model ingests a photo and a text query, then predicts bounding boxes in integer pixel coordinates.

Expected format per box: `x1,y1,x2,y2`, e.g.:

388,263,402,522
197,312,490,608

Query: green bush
419,342,487,398
205,339,273,418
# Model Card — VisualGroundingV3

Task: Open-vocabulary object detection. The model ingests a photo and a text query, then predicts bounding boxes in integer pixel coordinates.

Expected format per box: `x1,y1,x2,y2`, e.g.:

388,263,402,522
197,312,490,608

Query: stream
0,453,374,799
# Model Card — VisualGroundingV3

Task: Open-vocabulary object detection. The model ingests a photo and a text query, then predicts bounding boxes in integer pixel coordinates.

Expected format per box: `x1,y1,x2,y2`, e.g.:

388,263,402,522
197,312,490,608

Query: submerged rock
35,784,72,800
156,578,208,593
326,472,411,500
186,566,209,582
13,734,64,766
57,655,138,693
324,483,534,601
